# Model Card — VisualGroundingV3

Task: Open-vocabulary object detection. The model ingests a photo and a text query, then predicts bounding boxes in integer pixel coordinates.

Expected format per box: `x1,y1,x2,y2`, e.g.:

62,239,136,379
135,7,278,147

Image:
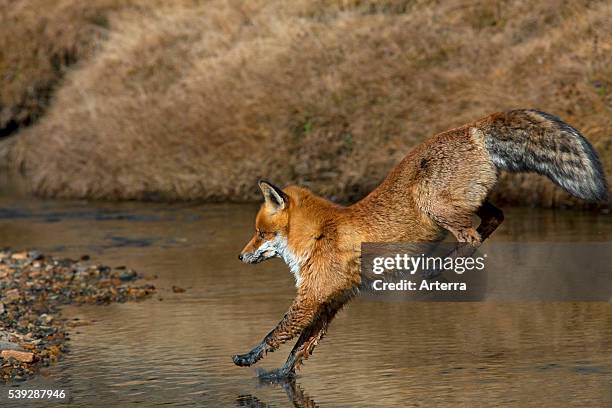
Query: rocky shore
0,250,155,382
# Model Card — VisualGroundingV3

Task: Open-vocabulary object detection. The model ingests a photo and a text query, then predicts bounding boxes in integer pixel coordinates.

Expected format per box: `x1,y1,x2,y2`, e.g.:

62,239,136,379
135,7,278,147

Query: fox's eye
258,231,265,239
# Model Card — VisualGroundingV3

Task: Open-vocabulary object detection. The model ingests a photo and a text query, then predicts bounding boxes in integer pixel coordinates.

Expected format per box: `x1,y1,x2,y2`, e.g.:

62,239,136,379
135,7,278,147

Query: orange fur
233,109,607,378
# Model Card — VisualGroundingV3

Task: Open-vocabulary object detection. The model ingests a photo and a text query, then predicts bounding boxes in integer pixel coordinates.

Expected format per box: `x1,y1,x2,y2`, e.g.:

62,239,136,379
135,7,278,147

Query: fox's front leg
233,295,317,367
259,302,343,380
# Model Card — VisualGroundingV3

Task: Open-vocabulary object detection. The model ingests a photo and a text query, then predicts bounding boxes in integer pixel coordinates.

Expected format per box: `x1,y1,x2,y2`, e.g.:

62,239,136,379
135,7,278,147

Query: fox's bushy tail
480,109,608,203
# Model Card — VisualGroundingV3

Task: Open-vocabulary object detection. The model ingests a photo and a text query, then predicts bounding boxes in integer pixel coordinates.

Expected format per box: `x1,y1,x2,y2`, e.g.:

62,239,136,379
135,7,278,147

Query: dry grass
2,0,611,207
0,0,117,133
0,0,185,132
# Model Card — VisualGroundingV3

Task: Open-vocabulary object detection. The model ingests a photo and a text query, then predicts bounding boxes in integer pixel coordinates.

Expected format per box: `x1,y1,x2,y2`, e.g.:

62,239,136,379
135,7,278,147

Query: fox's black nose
238,254,243,261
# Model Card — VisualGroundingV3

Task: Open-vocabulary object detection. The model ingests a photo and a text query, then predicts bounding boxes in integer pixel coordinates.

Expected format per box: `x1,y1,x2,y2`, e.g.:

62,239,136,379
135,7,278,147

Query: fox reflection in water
236,378,317,408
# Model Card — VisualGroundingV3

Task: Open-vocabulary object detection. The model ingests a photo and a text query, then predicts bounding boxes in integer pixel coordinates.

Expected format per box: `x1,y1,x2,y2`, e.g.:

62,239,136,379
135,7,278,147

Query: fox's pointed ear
258,180,288,211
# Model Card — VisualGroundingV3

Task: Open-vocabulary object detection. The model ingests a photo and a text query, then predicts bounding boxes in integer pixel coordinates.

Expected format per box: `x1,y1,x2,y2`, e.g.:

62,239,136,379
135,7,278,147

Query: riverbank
1,1,610,207
0,250,155,382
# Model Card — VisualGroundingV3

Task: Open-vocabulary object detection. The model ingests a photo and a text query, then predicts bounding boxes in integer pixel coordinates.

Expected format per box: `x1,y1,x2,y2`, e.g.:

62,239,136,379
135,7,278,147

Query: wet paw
256,367,295,383
232,351,259,367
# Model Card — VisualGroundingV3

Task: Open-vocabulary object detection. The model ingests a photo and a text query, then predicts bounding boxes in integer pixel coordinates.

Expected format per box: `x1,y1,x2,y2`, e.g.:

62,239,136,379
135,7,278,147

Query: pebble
0,249,156,383
11,252,28,260
119,269,138,281
0,341,23,351
1,350,34,363
28,251,43,261
5,289,20,302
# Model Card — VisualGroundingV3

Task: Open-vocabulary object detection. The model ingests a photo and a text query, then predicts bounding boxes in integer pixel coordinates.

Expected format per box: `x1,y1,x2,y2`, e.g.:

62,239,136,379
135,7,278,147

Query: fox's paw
256,367,295,383
232,352,257,367
233,345,265,367
457,228,481,246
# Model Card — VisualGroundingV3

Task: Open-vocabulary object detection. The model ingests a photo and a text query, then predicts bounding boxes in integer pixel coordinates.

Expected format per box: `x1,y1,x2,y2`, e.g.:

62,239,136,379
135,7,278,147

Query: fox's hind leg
430,199,504,248
422,210,479,279
423,200,503,278
476,200,504,241
428,206,482,246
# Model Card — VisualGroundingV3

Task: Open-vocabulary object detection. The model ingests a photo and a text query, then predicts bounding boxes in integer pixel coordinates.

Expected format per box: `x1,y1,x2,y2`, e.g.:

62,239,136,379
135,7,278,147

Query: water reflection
237,378,317,408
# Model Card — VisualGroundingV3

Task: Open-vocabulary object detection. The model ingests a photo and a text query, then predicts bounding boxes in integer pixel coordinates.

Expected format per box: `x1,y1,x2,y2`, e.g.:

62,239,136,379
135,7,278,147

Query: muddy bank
0,250,155,382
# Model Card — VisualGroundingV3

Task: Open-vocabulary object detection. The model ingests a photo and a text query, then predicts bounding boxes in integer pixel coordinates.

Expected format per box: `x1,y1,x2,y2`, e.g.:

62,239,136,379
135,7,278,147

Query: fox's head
239,180,295,267
239,180,340,285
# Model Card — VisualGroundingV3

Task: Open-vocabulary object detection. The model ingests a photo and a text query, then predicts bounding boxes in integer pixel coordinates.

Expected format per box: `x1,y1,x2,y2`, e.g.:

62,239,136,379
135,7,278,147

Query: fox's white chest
274,236,303,287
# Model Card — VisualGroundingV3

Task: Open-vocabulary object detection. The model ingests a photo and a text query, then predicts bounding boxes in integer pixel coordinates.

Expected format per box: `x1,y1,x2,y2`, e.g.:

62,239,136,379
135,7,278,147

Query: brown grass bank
2,0,611,207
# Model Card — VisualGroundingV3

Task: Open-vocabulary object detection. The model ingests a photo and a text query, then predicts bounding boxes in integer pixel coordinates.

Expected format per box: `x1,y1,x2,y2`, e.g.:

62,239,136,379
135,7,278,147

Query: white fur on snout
253,235,303,287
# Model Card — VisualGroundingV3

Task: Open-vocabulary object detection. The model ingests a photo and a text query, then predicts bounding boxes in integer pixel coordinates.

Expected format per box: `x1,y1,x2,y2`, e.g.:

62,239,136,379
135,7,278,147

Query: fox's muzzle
239,236,281,264
238,251,268,264
238,252,254,263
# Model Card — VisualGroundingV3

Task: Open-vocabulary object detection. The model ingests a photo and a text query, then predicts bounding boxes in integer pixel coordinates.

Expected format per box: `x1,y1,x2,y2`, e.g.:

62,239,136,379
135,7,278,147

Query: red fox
233,109,608,379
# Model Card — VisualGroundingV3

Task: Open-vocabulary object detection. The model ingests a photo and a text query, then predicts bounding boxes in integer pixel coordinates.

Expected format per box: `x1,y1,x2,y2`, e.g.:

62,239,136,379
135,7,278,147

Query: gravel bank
0,250,155,382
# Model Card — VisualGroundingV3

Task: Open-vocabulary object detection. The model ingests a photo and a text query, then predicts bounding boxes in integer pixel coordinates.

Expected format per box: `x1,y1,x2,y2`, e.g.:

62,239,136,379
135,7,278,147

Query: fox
233,109,608,379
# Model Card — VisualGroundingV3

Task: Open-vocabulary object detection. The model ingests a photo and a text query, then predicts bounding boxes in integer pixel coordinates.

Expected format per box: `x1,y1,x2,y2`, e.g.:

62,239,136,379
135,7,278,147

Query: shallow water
0,195,610,407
